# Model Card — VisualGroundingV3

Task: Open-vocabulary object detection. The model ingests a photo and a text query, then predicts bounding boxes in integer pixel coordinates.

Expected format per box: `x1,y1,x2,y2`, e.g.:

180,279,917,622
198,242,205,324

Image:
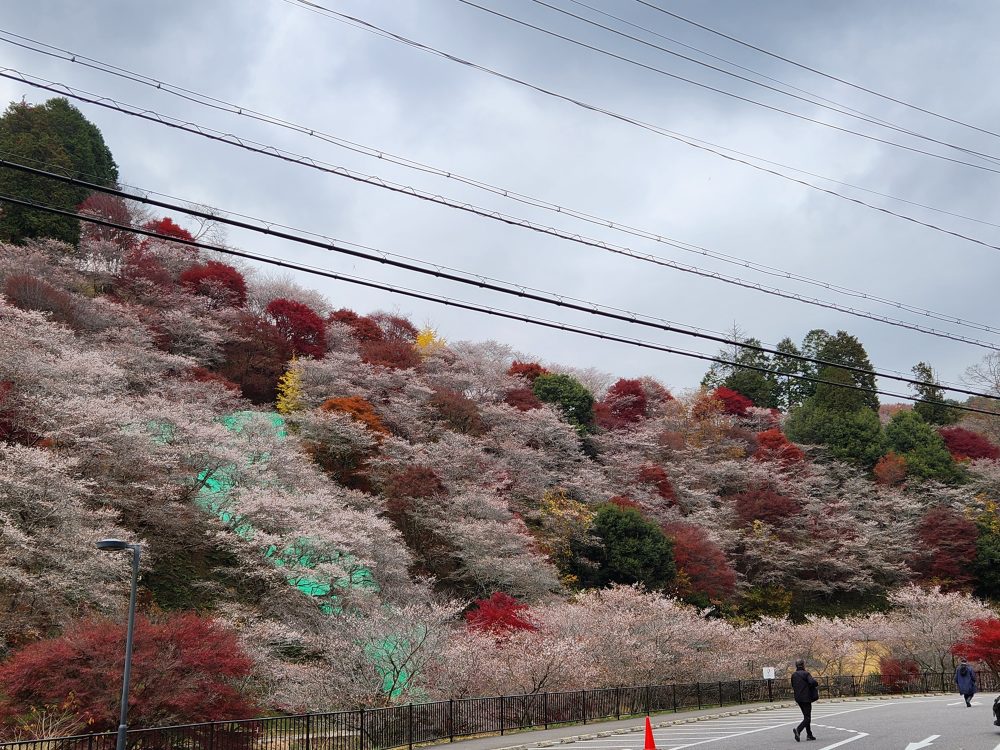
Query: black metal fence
3,671,995,750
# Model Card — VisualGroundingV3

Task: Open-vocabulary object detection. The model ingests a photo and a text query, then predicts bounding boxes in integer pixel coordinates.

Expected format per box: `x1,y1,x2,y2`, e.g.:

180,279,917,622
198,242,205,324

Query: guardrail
3,671,992,750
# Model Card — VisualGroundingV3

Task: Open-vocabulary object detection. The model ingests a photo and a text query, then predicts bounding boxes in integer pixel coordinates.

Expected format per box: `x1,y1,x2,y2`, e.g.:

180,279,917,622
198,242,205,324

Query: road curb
489,693,944,750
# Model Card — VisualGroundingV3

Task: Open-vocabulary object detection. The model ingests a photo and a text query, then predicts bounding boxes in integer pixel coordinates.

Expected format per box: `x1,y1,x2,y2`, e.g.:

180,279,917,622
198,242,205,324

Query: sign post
763,667,776,701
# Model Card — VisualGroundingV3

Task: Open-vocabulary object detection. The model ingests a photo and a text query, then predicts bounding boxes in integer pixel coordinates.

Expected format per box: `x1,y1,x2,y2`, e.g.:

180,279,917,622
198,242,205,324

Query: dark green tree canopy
885,410,964,484
532,373,595,431
911,362,960,426
571,504,676,591
0,98,118,244
785,402,886,468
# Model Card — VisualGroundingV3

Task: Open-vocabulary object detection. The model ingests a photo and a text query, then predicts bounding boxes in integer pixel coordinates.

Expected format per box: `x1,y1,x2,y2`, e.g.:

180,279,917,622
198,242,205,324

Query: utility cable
276,1,1000,253
458,0,1000,169
631,0,1000,142
3,68,998,356
2,34,998,339
3,189,997,415
6,26,999,234
5,157,999,404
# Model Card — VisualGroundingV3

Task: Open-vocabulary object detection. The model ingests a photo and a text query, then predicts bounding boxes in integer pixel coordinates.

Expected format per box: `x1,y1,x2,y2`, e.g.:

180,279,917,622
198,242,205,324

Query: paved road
519,696,1000,750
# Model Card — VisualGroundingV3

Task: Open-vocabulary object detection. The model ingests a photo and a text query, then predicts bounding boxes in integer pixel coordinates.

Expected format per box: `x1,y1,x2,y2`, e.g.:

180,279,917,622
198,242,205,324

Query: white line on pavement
815,733,868,750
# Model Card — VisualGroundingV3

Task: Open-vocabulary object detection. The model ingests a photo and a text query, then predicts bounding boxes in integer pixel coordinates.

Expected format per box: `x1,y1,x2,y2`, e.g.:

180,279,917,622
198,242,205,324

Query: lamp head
96,539,132,551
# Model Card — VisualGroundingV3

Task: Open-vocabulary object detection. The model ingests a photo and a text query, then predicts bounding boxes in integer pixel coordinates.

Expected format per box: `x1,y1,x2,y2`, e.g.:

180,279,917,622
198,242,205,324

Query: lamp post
97,539,141,750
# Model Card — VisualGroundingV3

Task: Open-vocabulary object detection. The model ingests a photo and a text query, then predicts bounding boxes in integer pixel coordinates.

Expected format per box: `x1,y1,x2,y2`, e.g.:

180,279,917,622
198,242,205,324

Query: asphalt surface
449,695,1000,750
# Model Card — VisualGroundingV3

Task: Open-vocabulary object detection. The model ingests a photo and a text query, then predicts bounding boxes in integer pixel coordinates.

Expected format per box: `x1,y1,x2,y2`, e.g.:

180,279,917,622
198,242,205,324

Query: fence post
737,680,743,705
767,679,773,703
671,684,677,713
448,699,454,742
940,672,946,693
359,708,365,750
304,715,310,750
717,682,722,707
543,692,549,729
582,690,587,725
645,685,652,716
408,703,414,750
696,683,702,710
615,687,621,720
88,734,95,750
500,696,505,736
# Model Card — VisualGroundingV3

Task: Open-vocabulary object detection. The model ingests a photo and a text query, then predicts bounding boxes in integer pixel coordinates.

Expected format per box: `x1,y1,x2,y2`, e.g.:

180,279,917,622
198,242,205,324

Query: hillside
2,99,1000,738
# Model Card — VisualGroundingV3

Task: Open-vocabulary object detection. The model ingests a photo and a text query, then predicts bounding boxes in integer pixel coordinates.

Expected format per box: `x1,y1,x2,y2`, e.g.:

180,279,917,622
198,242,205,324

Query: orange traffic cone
644,716,656,750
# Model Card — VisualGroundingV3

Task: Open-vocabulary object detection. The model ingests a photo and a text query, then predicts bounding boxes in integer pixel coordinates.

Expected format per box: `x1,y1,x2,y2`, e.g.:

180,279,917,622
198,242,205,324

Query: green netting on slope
187,411,407,695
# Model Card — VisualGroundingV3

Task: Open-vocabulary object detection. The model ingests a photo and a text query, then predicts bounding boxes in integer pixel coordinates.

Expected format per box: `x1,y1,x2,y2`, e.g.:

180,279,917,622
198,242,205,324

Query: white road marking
903,735,939,750
815,733,868,750
946,700,982,706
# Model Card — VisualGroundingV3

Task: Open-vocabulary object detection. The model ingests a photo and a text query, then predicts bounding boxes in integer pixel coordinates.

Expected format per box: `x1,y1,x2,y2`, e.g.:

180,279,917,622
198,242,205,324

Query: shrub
217,313,293,403
465,592,535,634
3,274,77,327
330,309,385,343
0,614,256,734
570,504,675,591
753,428,805,465
266,298,326,358
732,487,801,527
911,506,978,590
595,378,647,430
873,451,907,486
321,396,389,435
532,373,594,431
507,361,548,383
939,427,1000,461
118,246,172,295
952,618,1000,674
662,521,736,603
711,386,753,416
78,193,137,252
637,464,676,503
609,495,641,510
179,260,247,307
879,657,920,690
142,216,194,242
360,339,421,370
370,312,418,343
429,389,486,435
504,387,543,411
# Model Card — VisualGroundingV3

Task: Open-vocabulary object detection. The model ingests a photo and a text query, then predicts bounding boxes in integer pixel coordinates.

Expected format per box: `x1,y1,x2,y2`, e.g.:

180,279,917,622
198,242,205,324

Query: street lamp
96,539,141,750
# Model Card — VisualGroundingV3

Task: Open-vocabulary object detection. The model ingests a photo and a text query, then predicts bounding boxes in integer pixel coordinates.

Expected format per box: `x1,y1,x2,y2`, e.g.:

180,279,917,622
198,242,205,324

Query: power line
2,34,997,340
4,188,998,415
5,157,999,406
631,0,1000,143
279,0,1000,250
7,27,1000,234
457,0,1000,170
3,68,999,356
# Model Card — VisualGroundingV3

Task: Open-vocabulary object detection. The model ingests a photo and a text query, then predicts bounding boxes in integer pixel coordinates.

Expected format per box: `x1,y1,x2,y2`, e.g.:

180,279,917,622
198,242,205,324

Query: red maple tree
732,487,801,527
504,387,543,411
179,261,247,307
507,361,548,383
142,217,194,242
638,464,677,503
711,387,753,417
874,451,907,486
952,618,1000,674
662,521,736,602
911,506,978,591
0,614,257,733
938,427,1000,461
595,378,648,430
266,298,327,358
753,428,805,466
465,592,536,634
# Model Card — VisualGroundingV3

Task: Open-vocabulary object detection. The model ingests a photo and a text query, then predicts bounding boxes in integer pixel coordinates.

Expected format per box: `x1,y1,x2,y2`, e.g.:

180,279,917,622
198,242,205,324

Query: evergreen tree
885,410,964,484
570,504,675,591
815,331,879,412
532,373,595,432
701,328,778,408
911,362,960,425
0,98,118,244
772,337,807,411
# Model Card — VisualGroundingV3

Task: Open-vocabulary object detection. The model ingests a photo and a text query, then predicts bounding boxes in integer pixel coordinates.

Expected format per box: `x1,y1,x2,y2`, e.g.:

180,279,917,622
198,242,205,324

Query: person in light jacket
791,659,818,742
955,657,977,707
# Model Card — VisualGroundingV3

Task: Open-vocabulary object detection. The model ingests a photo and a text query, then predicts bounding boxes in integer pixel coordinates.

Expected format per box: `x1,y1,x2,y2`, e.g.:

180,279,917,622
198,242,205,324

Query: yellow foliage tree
415,326,446,353
275,358,303,414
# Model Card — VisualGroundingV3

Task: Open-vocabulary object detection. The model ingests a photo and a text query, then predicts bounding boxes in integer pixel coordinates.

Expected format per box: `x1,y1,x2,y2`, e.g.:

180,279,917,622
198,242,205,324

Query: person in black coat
791,659,819,742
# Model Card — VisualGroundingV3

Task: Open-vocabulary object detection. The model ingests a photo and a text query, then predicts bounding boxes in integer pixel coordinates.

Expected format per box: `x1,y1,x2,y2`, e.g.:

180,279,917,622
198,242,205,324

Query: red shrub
360,339,421,370
429,389,487,435
266,298,326,358
321,396,389,435
0,614,256,733
879,657,920,690
330,309,386,344
874,451,907,486
78,193,137,252
911,506,978,590
143,217,194,243
595,378,648,430
638,464,677,503
939,427,1000,461
179,261,247,307
712,386,753,416
507,361,548,383
217,313,293,404
662,521,737,603
609,495,642,510
185,366,241,392
657,430,686,452
370,312,418,343
384,466,446,522
3,274,77,327
952,618,1000,674
465,592,535,635
754,428,805,466
732,487,801,527
118,247,172,292
504,387,543,411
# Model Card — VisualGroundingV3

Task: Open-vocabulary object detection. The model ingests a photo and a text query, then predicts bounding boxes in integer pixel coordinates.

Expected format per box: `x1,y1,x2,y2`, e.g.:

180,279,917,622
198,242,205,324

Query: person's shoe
966,700,972,707
793,728,800,742
806,736,817,741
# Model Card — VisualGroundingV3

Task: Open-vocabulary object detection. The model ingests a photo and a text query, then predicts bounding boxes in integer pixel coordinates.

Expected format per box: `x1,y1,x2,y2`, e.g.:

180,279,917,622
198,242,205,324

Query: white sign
762,667,776,680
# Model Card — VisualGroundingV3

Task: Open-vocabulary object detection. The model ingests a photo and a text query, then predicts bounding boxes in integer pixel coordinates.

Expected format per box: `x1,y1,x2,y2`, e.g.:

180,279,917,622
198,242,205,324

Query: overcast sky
3,1,1000,400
